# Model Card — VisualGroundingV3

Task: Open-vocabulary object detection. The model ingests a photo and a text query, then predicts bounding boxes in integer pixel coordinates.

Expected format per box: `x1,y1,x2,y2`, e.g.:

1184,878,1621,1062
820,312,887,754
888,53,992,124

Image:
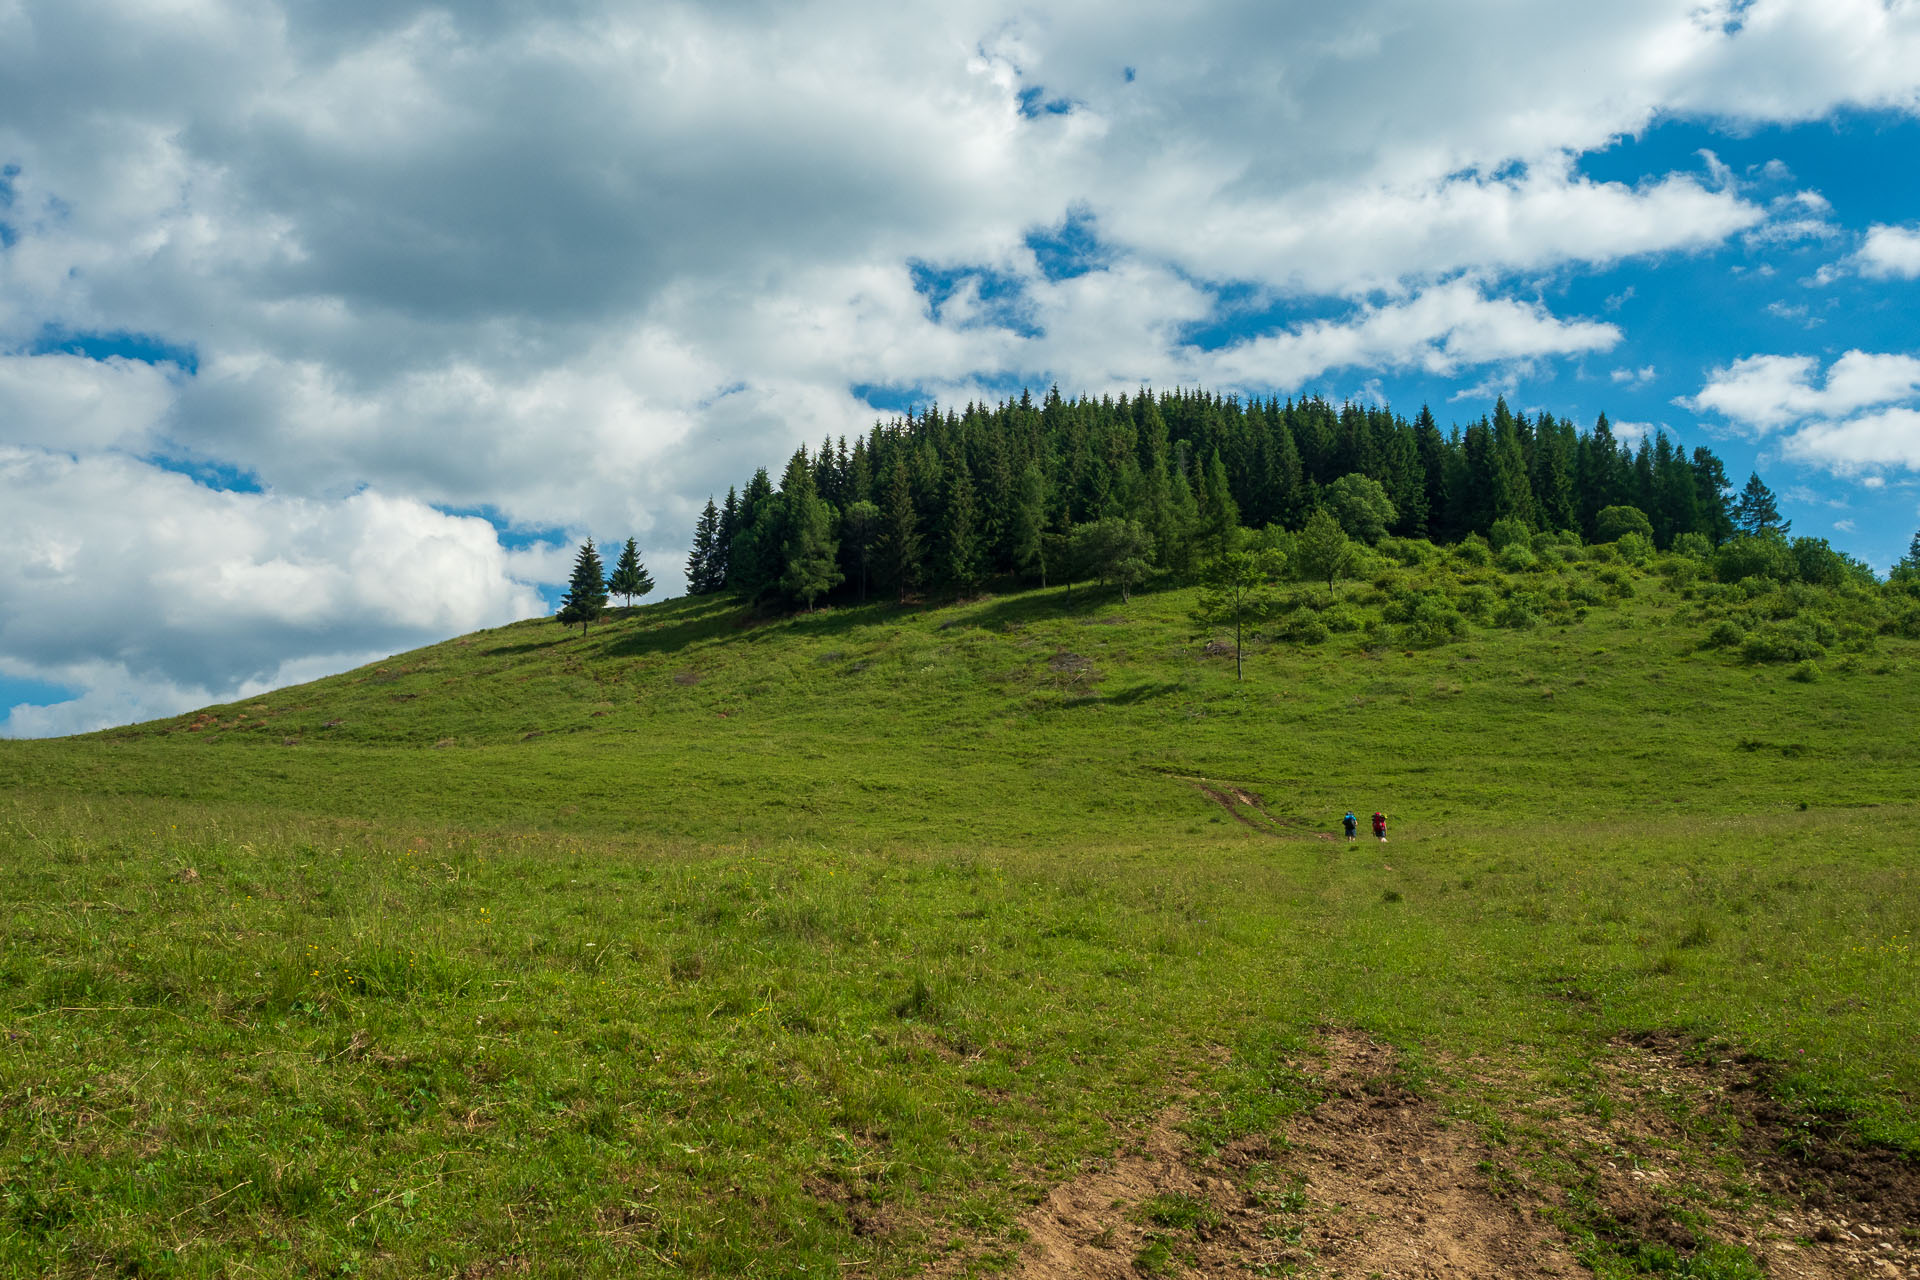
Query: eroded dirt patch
934,1029,1918,1279
955,1030,1575,1278
1535,1031,1920,1280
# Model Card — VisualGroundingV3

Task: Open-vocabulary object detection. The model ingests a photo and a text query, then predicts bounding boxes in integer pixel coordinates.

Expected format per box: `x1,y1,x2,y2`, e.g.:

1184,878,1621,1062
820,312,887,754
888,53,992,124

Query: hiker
1372,811,1387,842
1343,812,1358,841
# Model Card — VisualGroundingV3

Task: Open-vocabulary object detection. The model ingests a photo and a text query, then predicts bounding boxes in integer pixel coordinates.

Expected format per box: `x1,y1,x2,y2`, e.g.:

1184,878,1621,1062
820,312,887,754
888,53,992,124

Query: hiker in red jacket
1371,811,1387,842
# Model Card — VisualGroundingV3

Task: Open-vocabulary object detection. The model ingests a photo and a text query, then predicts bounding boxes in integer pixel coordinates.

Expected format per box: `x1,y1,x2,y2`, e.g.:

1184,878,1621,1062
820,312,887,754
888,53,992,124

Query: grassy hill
2,546,1917,1277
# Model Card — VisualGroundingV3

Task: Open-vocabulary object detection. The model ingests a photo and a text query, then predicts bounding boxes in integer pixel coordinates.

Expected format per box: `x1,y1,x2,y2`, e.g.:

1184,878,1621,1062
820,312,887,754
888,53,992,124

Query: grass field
2,550,1916,1277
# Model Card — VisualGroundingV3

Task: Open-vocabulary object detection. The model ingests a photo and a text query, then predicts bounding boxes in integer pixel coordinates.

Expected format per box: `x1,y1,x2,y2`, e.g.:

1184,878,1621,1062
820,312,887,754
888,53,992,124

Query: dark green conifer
556,539,608,635
687,502,721,594
1732,472,1790,538
609,537,653,607
878,456,921,604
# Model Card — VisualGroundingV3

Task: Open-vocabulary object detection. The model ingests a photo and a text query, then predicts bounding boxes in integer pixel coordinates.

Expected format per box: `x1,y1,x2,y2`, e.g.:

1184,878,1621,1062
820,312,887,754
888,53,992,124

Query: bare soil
927,1029,1919,1279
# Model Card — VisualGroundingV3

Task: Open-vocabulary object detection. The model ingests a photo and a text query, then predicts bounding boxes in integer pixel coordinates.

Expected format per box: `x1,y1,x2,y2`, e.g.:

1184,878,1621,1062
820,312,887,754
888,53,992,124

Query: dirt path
931,1029,1919,1279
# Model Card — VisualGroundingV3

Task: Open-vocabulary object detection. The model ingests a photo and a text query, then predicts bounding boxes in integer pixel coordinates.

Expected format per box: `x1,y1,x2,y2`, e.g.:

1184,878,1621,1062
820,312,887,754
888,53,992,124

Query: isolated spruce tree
556,539,609,635
608,537,653,607
686,499,721,594
1732,472,1790,538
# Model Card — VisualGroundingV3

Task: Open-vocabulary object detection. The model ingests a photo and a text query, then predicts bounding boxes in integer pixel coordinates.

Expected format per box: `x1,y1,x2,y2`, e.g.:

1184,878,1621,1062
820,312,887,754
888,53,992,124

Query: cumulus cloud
1683,350,1920,476
0,447,545,735
5,0,1920,730
1680,351,1920,431
1854,224,1920,280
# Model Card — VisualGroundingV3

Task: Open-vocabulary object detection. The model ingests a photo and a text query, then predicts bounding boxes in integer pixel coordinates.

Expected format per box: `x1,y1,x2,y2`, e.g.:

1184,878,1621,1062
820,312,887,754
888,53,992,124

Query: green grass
1,553,1916,1275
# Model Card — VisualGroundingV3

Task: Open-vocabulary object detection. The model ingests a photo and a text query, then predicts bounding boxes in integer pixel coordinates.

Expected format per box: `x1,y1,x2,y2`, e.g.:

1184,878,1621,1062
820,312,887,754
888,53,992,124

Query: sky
3,0,1919,736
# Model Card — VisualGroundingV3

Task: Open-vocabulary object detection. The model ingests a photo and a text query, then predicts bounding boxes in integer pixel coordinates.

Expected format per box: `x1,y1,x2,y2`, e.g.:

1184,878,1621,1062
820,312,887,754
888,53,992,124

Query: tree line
675,386,1825,611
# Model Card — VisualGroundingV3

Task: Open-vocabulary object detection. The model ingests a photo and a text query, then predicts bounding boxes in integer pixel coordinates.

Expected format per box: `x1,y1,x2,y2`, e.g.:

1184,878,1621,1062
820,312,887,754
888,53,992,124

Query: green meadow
2,547,1916,1276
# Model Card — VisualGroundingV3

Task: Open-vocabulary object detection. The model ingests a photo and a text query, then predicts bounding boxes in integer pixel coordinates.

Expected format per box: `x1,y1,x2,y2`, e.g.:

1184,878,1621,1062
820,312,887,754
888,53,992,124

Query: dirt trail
961,1030,1574,1279
934,1030,1920,1279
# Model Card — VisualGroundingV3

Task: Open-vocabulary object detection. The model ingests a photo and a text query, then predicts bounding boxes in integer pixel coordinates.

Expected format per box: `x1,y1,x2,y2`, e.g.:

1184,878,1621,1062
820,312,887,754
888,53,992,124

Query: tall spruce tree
556,539,609,635
1197,450,1240,558
687,499,721,594
940,464,983,594
878,456,921,603
608,537,654,607
714,487,739,587
1010,461,1048,585
773,450,841,609
1731,472,1789,538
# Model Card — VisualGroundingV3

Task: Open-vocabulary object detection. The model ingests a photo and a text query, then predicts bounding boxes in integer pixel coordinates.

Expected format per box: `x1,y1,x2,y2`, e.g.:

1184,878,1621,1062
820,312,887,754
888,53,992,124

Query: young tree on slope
609,538,654,607
557,539,609,635
1295,507,1355,594
1192,548,1285,681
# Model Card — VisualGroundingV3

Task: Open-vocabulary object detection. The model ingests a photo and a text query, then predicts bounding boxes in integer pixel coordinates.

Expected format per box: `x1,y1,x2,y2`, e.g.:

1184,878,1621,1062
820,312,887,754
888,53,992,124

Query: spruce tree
1197,450,1240,558
839,500,881,603
608,537,653,607
687,500,720,594
772,450,841,609
878,456,921,603
941,464,983,595
1892,530,1920,584
556,539,609,635
1732,472,1789,538
1010,462,1048,585
715,487,739,587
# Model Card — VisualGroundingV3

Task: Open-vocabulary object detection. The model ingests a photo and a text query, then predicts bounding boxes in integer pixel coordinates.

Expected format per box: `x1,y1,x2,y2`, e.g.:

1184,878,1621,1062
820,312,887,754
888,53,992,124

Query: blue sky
2,0,1919,734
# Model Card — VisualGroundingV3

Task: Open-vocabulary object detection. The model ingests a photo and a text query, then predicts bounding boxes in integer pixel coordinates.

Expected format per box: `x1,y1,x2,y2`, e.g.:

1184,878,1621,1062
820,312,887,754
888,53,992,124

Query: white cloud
1854,224,1920,280
1680,351,1920,431
1778,407,1920,473
0,447,545,735
1611,365,1657,386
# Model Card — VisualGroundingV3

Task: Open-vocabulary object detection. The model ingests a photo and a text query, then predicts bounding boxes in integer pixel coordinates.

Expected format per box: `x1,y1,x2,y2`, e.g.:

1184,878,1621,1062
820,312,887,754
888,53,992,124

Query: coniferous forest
680,387,1896,611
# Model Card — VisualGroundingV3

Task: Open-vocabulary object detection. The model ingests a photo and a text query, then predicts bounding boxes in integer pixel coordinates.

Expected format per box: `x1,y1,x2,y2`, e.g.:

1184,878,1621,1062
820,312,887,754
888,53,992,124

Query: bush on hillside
1714,534,1796,584
1453,536,1492,567
1614,532,1654,566
1487,517,1531,552
1704,619,1746,649
1382,590,1468,646
1494,592,1544,629
1595,505,1655,543
1495,543,1539,573
1673,531,1713,559
1741,621,1829,664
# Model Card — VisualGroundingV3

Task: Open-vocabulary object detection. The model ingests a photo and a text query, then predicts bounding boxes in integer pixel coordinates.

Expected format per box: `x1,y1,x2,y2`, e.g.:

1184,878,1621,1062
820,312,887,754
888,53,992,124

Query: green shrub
1741,622,1827,664
1703,620,1746,649
1614,532,1654,566
1788,660,1821,683
1321,606,1363,633
1383,591,1468,646
1494,592,1544,629
1284,615,1330,644
1453,536,1492,567
1487,516,1531,552
1715,534,1796,583
1495,543,1539,573
1672,531,1713,559
1594,504,1655,542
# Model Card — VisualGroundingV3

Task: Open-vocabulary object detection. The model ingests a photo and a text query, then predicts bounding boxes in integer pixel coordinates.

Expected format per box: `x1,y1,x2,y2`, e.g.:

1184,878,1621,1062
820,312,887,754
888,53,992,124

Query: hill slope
7,549,1917,846
2,550,1917,1278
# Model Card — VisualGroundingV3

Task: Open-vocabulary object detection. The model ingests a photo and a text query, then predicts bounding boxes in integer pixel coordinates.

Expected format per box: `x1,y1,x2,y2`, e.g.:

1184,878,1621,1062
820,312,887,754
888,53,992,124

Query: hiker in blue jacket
1343,812,1358,841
